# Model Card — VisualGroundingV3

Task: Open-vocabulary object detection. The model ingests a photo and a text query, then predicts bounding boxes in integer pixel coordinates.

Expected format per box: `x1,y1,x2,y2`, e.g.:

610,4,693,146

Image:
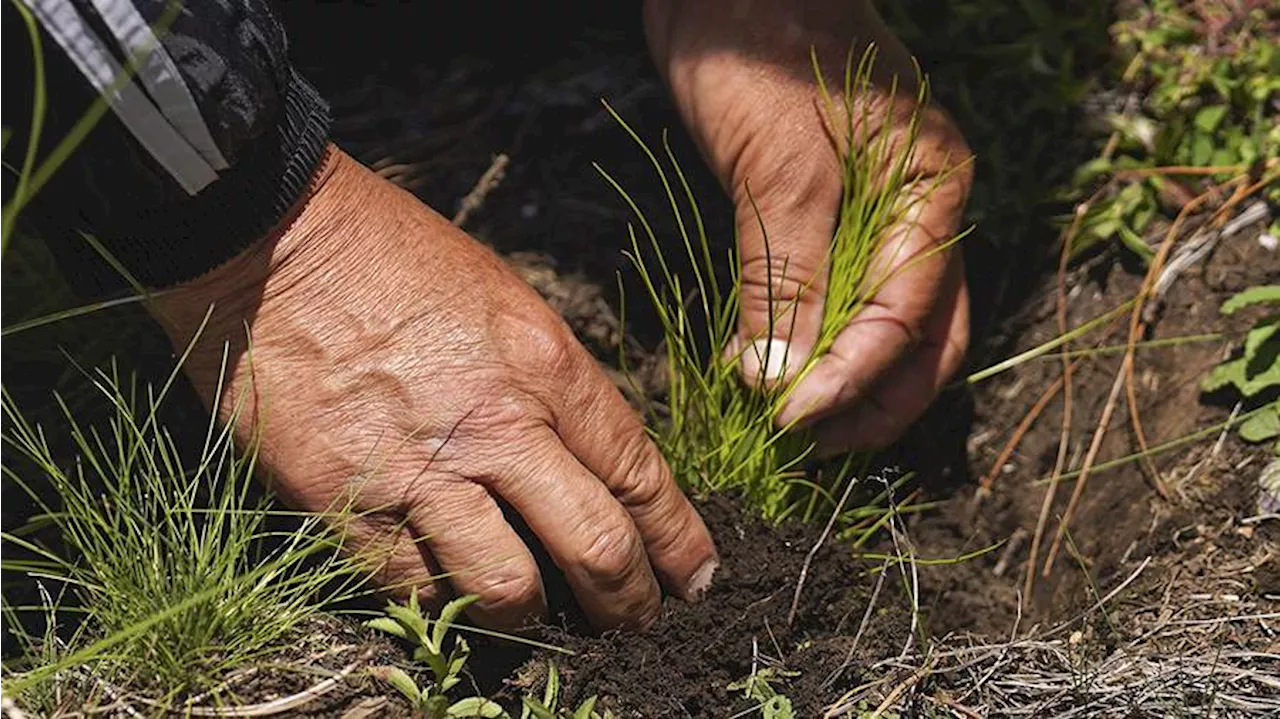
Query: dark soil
4,1,1278,717
524,497,910,716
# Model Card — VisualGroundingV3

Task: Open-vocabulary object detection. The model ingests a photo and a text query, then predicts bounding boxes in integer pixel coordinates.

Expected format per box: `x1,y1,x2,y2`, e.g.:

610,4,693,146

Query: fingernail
741,338,795,382
685,559,719,601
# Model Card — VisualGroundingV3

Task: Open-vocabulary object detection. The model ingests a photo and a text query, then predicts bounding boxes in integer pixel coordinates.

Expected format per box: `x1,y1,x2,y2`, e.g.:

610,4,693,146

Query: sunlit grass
599,45,967,526
1,334,374,708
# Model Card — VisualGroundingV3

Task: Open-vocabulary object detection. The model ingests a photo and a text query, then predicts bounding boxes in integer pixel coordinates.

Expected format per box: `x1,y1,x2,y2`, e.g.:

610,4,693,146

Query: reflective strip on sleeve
87,0,230,171
22,0,219,194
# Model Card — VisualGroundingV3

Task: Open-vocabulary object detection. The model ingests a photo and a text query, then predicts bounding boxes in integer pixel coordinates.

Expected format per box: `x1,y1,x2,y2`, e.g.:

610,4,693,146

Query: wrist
148,145,400,396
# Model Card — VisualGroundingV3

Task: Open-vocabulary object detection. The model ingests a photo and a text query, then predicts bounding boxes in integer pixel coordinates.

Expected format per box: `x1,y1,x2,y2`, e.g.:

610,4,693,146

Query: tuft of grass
1,342,373,707
597,45,965,525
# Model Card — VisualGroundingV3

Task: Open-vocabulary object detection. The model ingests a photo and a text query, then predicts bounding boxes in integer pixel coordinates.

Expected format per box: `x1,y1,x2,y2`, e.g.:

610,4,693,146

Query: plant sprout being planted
601,43,970,527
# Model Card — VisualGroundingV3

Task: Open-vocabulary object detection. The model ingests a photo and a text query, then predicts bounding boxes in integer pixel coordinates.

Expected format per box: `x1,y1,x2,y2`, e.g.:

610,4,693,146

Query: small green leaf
1210,147,1236,167
1194,104,1229,133
1222,286,1280,314
1117,224,1155,264
543,663,561,709
445,640,471,688
1071,157,1113,186
365,616,408,640
1191,132,1214,166
1116,181,1144,206
1202,357,1246,394
433,594,480,651
572,696,599,719
386,602,430,643
1244,320,1280,373
1131,201,1156,231
1239,405,1280,443
1239,136,1258,164
1240,360,1280,398
761,694,795,719
1092,218,1119,240
520,697,557,719
376,666,423,704
448,697,508,718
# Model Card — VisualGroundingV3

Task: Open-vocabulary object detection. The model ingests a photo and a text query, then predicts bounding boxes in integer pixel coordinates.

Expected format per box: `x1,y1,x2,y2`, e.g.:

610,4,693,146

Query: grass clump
1,351,371,708
598,46,961,524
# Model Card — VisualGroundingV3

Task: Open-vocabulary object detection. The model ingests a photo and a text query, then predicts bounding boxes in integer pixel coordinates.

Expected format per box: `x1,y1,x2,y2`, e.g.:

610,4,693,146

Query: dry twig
452,153,510,228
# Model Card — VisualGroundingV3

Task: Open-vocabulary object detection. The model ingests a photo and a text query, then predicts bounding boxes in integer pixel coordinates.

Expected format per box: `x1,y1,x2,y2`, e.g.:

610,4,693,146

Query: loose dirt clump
530,496,911,717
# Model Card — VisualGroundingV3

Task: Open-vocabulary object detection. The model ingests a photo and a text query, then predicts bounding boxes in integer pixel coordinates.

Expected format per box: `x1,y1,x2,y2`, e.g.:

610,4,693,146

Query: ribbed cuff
94,69,332,289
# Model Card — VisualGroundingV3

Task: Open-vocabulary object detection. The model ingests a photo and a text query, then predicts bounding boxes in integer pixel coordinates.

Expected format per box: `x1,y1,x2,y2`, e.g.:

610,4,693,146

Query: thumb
731,172,840,387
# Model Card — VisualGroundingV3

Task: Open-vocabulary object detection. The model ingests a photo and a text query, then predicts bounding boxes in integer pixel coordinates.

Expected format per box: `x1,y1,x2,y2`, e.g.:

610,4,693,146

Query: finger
557,367,720,602
810,274,969,454
777,177,966,429
730,141,843,386
339,510,448,607
398,475,548,631
490,428,663,631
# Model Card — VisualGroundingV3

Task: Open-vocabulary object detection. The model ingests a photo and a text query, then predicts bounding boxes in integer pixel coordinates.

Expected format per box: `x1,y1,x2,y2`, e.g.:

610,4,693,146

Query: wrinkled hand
645,0,973,452
152,148,718,631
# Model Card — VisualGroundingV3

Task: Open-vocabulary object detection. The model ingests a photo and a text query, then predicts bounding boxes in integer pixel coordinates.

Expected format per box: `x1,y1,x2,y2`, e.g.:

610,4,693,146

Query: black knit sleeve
2,0,331,292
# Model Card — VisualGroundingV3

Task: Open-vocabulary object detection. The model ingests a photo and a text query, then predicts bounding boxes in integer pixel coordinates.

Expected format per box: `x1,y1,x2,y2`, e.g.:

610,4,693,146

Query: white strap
23,0,219,195
87,0,230,170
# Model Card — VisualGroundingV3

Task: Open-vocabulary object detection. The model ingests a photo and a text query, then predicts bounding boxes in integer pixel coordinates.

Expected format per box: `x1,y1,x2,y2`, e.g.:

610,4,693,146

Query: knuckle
472,569,544,616
739,254,823,308
608,428,671,509
500,312,580,378
578,521,644,587
884,313,925,350
732,135,839,215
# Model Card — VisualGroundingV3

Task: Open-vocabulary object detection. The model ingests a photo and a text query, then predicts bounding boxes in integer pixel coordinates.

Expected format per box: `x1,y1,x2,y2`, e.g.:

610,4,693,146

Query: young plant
1197,284,1280,516
600,45,959,524
727,666,799,719
1,355,371,706
519,662,610,719
1068,0,1279,262
366,594,507,718
1201,285,1280,452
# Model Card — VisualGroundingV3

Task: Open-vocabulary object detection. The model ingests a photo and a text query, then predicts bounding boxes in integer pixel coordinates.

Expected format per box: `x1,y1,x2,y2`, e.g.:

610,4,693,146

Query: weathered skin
152,0,973,632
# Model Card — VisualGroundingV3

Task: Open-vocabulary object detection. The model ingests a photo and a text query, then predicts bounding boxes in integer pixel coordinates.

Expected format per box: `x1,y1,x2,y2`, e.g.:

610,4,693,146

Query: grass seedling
1,345,372,708
599,44,965,525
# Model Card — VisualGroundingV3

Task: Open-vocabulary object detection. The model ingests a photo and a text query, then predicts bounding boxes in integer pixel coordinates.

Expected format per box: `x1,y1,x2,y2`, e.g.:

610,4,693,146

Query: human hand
644,0,973,453
150,147,718,631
